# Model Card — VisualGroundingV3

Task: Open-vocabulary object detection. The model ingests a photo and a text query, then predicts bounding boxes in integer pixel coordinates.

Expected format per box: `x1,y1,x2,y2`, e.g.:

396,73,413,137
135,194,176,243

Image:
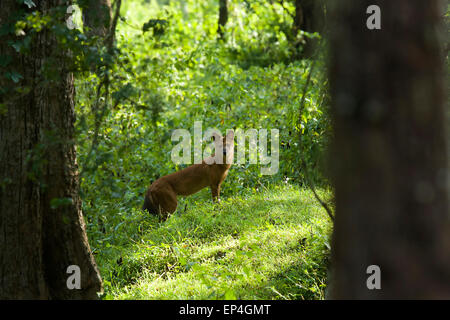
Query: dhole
142,130,235,220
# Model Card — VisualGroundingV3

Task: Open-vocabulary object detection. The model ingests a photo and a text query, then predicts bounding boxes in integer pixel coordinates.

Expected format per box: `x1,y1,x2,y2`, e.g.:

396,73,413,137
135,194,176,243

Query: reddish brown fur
143,131,234,220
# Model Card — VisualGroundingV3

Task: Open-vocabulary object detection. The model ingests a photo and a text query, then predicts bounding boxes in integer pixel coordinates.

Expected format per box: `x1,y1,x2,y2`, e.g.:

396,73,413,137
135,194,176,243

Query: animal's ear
226,130,235,140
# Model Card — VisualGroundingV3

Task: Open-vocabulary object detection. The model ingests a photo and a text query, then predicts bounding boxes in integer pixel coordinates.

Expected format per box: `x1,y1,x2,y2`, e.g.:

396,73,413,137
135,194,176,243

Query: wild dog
142,130,234,220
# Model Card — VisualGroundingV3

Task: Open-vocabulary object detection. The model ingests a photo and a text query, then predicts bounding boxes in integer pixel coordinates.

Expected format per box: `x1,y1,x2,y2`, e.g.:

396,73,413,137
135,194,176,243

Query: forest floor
92,184,333,300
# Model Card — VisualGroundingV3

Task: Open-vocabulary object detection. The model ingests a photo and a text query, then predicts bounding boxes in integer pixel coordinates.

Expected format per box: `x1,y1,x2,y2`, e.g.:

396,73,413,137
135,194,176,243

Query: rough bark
0,0,102,299
327,0,450,298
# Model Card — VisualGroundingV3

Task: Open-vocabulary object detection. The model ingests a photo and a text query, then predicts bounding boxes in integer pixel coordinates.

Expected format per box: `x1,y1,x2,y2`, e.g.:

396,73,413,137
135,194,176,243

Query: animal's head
212,130,235,164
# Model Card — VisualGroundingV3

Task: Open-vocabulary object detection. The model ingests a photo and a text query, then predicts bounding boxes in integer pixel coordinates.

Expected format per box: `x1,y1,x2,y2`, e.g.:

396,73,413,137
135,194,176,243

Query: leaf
6,71,23,83
15,29,26,36
114,221,125,232
142,19,168,34
11,42,22,52
23,0,36,8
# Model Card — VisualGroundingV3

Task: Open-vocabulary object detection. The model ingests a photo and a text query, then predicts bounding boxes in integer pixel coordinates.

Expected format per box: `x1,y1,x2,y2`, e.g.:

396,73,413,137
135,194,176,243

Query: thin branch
105,0,122,49
297,52,335,222
305,170,335,222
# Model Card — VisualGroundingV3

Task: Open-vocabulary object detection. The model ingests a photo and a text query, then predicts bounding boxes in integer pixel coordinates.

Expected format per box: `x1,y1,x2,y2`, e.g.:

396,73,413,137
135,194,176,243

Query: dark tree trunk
0,0,102,299
327,1,450,298
80,0,112,38
292,0,305,36
217,0,228,40
292,0,324,58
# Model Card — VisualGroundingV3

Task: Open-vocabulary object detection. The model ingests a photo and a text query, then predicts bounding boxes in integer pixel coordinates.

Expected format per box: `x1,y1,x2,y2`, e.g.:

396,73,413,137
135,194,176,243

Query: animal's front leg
210,184,221,203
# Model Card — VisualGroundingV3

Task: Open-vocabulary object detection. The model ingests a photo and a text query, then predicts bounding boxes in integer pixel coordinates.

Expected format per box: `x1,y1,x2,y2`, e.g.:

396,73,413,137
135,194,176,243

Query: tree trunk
292,0,324,58
292,0,305,36
327,0,450,298
217,0,228,40
80,0,112,38
0,0,102,299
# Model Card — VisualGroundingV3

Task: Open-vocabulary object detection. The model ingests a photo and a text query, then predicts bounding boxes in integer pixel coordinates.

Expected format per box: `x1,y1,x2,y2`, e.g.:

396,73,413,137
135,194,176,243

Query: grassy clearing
91,184,332,300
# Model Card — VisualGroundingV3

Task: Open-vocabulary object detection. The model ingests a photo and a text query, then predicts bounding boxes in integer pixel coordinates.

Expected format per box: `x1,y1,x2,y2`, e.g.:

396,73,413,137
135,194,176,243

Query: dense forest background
0,0,449,300
75,0,333,299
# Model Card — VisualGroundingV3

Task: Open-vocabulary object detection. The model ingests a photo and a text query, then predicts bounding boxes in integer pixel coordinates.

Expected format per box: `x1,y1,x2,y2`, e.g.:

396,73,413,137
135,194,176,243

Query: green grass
91,184,332,300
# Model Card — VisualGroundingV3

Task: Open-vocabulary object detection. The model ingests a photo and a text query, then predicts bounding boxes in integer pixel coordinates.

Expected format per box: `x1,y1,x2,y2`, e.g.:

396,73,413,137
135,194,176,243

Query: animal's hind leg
152,188,178,221
210,184,221,203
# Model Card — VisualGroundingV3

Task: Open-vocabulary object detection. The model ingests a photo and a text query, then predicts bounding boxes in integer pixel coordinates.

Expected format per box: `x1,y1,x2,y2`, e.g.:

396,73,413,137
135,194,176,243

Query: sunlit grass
93,184,332,300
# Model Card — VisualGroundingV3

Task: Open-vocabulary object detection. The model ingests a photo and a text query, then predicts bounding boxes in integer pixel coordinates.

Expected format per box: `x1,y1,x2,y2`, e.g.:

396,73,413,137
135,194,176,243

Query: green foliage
71,0,332,299
75,0,330,197
1,0,333,300
91,185,332,300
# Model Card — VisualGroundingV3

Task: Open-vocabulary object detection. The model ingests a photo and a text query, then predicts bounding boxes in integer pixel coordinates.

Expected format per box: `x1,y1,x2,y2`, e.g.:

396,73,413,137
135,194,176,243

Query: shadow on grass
237,246,331,300
98,187,331,296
